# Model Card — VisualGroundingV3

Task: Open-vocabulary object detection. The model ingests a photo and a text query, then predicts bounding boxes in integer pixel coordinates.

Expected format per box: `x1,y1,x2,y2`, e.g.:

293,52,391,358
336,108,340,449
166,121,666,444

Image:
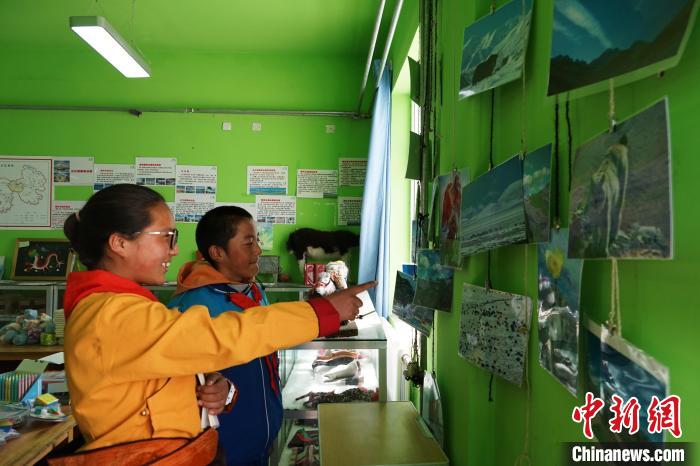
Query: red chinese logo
572,392,605,439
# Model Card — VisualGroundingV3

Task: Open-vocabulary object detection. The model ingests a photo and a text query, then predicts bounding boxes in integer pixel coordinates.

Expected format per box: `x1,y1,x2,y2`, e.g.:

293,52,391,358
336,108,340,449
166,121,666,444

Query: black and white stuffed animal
286,228,360,272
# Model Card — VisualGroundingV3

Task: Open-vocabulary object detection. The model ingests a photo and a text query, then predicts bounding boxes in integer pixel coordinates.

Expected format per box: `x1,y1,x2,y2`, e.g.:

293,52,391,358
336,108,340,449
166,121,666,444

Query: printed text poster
338,197,362,226
247,166,288,195
256,195,296,224
136,157,177,186
296,169,338,198
176,165,217,195
53,157,94,185
339,158,367,186
93,164,136,191
51,200,86,230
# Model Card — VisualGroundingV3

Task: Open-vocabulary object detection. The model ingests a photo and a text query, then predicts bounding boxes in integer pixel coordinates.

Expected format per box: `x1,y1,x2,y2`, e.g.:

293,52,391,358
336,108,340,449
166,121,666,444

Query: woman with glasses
58,184,373,465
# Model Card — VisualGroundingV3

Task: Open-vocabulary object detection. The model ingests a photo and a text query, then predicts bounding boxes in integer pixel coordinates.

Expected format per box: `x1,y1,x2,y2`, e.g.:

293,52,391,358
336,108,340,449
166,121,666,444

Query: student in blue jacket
169,206,281,466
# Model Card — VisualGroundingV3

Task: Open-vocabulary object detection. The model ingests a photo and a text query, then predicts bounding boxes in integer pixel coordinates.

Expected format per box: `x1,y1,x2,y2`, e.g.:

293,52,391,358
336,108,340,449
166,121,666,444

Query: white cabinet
273,313,387,465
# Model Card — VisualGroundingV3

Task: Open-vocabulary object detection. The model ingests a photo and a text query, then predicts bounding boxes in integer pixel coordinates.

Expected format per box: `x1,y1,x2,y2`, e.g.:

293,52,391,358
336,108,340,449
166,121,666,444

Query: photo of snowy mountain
459,0,533,98
460,155,527,257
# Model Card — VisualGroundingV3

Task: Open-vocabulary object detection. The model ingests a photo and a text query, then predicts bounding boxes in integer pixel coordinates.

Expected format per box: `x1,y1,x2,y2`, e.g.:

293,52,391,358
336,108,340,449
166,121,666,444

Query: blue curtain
358,60,392,318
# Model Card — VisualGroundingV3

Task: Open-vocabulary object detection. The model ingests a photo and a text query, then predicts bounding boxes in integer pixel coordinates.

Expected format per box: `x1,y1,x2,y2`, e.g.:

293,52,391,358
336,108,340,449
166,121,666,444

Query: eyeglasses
134,228,179,249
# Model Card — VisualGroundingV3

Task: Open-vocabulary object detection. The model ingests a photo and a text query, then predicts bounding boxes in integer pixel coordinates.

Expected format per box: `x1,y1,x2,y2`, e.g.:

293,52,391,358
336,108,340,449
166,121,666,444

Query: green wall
0,47,370,283
412,0,700,465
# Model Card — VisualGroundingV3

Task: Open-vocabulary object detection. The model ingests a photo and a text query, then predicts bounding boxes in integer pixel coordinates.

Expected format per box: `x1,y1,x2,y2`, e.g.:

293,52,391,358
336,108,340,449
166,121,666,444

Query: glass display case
0,281,55,324
272,312,387,465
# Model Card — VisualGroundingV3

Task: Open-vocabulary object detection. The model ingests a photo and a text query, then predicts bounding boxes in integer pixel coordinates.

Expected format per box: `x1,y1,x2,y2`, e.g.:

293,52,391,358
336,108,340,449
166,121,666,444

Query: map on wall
0,157,52,228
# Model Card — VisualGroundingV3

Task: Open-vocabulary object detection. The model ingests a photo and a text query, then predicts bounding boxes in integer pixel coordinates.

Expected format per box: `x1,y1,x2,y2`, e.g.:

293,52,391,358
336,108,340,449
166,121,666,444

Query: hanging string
490,1,497,14
565,94,573,193
606,259,622,336
489,89,496,169
452,48,457,169
553,96,561,229
431,318,437,375
608,78,616,133
515,243,531,466
519,0,528,157
488,373,495,402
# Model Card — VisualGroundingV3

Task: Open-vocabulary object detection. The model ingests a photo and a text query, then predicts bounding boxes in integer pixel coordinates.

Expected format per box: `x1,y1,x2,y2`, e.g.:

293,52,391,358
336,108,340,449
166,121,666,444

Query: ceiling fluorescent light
70,16,150,78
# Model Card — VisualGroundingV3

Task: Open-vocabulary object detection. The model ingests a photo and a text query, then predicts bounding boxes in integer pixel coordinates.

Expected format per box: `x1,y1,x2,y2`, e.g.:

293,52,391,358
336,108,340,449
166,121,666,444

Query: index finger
346,281,377,293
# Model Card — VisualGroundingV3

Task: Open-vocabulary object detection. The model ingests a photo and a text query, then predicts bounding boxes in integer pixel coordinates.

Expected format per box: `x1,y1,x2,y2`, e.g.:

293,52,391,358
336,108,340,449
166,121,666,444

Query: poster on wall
413,249,454,312
51,200,85,230
0,157,52,228
296,169,338,198
568,98,672,259
215,202,258,219
392,271,435,336
247,166,288,195
175,193,215,223
584,320,670,443
523,144,552,243
135,157,177,186
548,0,696,96
459,0,533,98
460,155,527,257
459,283,532,386
93,164,136,191
256,195,296,224
176,165,217,195
437,168,470,267
52,156,94,186
338,197,362,226
537,228,583,396
338,158,367,186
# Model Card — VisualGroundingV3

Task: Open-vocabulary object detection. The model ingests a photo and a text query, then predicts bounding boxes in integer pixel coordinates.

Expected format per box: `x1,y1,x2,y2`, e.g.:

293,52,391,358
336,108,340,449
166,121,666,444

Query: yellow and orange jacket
63,270,338,450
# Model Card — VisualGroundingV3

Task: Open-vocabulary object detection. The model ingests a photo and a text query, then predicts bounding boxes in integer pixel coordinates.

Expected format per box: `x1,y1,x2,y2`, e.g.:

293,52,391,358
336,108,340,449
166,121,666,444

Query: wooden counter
318,401,448,466
0,345,63,361
1,407,78,466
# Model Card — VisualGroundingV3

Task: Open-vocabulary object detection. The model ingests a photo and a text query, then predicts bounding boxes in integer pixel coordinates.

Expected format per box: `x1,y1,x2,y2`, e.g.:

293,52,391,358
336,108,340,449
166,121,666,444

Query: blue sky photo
461,155,523,219
551,0,691,62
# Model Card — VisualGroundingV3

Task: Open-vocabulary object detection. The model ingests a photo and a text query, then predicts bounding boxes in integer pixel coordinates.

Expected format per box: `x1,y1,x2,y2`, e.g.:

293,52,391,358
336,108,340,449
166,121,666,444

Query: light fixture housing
70,16,150,78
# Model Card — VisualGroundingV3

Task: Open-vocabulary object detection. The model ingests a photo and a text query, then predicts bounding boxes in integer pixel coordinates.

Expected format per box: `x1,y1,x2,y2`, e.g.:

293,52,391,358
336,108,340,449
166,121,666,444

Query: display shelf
282,350,380,418
0,281,55,324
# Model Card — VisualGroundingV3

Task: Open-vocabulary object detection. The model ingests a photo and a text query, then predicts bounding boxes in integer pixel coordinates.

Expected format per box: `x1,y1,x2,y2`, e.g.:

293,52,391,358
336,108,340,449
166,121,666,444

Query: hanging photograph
413,249,454,312
460,155,527,257
458,284,532,386
421,372,444,447
568,98,672,259
584,320,670,443
257,222,273,250
392,271,435,336
537,228,583,396
548,0,697,96
459,0,533,98
438,168,470,267
523,144,552,243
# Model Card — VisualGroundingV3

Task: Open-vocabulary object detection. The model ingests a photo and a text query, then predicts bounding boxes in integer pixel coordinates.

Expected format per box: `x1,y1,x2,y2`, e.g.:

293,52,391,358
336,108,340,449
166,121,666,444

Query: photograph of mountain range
392,271,435,336
568,98,672,259
460,155,527,257
459,0,533,98
548,0,696,95
414,249,454,312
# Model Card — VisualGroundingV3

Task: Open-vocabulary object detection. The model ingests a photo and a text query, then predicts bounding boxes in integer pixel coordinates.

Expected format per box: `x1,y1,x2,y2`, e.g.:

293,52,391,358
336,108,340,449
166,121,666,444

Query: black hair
63,184,166,269
196,206,253,265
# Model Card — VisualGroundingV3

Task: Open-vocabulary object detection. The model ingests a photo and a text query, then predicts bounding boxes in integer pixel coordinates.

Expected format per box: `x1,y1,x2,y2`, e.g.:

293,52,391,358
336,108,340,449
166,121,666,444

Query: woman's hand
323,281,377,322
196,372,230,415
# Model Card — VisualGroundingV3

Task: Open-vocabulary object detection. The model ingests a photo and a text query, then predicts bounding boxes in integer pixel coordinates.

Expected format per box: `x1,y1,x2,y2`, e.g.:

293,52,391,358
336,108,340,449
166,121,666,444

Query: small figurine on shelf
313,260,349,297
0,311,54,346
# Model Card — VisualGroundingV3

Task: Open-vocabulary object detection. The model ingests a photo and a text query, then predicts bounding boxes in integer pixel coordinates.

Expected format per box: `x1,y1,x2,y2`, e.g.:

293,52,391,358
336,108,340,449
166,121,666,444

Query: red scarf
63,270,158,319
227,283,280,396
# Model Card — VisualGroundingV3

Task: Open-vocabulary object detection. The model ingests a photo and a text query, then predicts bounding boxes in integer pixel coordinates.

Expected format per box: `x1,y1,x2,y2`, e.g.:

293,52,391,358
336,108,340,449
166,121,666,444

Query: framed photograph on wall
11,238,75,281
